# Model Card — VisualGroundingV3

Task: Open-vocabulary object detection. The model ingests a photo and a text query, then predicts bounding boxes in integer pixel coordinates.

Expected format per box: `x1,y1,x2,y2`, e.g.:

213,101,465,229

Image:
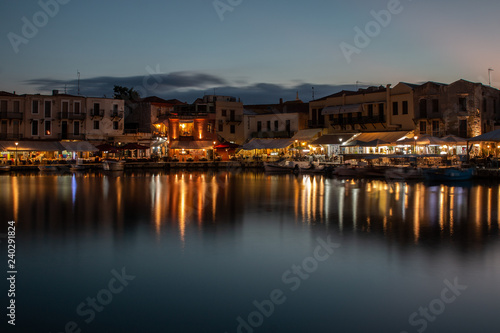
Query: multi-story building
1,90,125,144
310,83,416,133
213,95,245,144
414,79,500,138
0,91,24,140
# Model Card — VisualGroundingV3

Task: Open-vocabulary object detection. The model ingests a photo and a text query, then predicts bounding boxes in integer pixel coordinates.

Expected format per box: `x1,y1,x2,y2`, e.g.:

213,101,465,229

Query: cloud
23,71,369,104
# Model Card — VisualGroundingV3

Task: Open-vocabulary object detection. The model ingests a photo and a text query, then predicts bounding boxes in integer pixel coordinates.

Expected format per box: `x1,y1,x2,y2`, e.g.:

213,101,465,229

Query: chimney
52,90,59,96
280,98,283,104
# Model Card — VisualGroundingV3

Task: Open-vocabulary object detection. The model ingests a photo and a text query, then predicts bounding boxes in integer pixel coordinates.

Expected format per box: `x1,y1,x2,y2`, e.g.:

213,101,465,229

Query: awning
347,131,410,145
170,140,214,150
60,141,98,152
311,134,357,145
468,129,500,142
291,129,323,141
322,104,362,115
241,139,294,150
0,141,65,151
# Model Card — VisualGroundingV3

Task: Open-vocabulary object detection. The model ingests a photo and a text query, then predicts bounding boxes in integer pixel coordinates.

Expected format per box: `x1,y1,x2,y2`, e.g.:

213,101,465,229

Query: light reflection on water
1,171,499,332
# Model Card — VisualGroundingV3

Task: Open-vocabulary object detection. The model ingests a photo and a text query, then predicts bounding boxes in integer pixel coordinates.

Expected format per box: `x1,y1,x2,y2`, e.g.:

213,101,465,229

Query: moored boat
103,160,125,171
263,161,297,173
38,165,59,172
423,167,474,181
385,166,423,181
0,165,11,172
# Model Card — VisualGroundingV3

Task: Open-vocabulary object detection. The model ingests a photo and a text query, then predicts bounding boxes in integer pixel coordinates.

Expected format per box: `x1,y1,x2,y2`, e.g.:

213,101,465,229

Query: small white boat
103,160,125,171
299,162,330,174
0,165,11,172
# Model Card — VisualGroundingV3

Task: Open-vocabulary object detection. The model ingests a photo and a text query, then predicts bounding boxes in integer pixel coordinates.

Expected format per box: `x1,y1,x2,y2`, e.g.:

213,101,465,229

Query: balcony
308,120,326,128
90,109,105,118
0,111,23,120
58,133,85,140
58,112,87,120
0,133,23,140
111,111,124,119
224,115,243,123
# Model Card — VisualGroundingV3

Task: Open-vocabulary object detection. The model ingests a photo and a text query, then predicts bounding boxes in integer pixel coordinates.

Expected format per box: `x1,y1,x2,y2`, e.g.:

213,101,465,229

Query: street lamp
413,136,418,154
213,141,216,161
15,142,18,166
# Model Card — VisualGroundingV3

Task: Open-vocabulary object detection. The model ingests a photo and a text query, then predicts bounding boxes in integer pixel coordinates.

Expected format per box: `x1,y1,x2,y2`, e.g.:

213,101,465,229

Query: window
44,100,51,117
402,101,408,115
113,104,118,113
32,120,38,136
13,101,20,113
368,104,374,118
267,121,271,131
207,123,213,133
113,121,119,130
221,109,227,117
483,98,487,113
458,98,467,112
459,120,467,138
44,120,51,135
432,99,439,113
257,121,262,132
419,121,427,135
32,100,39,114
378,103,384,116
93,120,100,130
419,100,427,118
74,101,81,114
230,125,235,134
285,120,291,132
392,102,398,116
274,120,279,131
432,120,440,137
0,100,7,112
230,110,235,121
93,103,100,116
62,101,69,113
74,121,80,136
218,120,223,132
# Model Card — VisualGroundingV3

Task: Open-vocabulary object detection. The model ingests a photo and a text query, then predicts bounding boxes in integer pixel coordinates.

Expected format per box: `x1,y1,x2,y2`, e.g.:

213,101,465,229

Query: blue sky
1,0,499,103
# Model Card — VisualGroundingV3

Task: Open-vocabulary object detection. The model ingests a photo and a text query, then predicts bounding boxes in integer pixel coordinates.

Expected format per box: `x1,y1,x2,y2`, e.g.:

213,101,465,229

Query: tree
113,86,140,101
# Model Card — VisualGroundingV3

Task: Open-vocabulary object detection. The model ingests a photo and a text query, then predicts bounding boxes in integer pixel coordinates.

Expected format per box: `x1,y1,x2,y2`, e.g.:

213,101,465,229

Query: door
61,121,68,139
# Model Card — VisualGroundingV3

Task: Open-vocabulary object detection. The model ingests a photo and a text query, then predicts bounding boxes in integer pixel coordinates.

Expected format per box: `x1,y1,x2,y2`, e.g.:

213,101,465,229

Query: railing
0,133,23,140
225,115,243,123
58,133,85,140
308,120,326,128
0,112,23,120
111,111,123,119
90,109,105,117
331,115,386,126
58,112,87,120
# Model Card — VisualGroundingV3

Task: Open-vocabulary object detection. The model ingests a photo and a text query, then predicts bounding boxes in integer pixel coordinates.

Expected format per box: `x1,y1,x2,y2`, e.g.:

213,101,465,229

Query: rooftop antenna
77,70,80,95
488,68,494,86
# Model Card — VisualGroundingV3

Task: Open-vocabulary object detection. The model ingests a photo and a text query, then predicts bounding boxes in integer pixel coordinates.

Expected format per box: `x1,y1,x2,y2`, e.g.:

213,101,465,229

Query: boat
385,166,423,181
0,165,11,172
38,165,59,172
102,160,125,171
333,165,363,177
263,161,297,173
423,167,474,181
299,162,331,174
70,164,86,171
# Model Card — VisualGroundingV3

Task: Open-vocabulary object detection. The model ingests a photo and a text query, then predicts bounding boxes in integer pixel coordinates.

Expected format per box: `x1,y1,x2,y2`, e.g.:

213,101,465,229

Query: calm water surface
1,171,499,333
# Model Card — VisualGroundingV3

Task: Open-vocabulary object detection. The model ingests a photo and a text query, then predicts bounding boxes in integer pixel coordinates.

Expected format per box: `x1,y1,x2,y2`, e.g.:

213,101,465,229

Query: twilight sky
1,0,499,104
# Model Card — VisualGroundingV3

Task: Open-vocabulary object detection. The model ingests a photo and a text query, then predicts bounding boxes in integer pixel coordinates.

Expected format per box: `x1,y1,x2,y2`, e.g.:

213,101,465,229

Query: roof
241,139,294,150
170,140,214,150
291,129,323,141
310,134,357,145
347,131,410,144
468,129,500,142
0,91,18,97
0,141,65,151
60,141,98,152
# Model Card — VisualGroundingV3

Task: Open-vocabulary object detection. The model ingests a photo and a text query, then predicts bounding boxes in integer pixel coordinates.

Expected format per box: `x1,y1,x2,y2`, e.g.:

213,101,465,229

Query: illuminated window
44,120,51,135
179,122,194,136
